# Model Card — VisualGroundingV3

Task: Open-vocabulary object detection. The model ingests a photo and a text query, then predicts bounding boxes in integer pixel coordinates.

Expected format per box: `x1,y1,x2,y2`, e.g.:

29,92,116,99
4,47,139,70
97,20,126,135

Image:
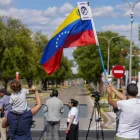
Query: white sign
78,2,91,20
114,70,124,74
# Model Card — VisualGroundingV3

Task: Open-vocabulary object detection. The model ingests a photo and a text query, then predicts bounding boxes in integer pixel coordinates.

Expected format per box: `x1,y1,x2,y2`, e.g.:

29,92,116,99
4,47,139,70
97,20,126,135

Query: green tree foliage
73,31,134,83
55,55,73,82
32,31,48,81
138,26,140,41
0,16,35,88
0,16,78,88
131,46,140,76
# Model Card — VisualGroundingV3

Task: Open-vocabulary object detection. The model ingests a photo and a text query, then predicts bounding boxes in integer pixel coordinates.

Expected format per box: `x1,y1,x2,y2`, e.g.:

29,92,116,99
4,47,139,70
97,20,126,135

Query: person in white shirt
66,99,79,140
106,83,140,140
10,80,34,114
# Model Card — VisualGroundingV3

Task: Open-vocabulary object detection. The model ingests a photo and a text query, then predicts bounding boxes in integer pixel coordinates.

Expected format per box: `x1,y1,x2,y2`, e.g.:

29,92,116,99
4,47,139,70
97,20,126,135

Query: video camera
91,91,100,102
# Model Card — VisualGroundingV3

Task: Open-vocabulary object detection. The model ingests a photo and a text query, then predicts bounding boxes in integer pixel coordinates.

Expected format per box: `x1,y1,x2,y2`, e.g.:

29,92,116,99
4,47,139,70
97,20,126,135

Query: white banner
78,2,91,20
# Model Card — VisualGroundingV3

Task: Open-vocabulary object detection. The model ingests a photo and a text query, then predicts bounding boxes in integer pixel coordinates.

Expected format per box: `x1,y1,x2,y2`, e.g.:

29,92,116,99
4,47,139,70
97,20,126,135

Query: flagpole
88,4,108,83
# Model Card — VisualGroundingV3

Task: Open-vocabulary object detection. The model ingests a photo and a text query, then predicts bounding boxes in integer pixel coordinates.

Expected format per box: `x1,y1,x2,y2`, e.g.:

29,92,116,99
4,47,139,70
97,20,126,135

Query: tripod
86,100,104,140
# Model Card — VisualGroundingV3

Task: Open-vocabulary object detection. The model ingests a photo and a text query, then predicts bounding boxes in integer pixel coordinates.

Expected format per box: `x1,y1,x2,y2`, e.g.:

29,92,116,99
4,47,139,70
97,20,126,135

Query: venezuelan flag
40,7,97,75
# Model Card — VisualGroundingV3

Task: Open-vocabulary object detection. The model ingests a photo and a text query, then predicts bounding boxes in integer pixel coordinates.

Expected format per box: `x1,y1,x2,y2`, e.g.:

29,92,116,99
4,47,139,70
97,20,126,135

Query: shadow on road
78,93,89,96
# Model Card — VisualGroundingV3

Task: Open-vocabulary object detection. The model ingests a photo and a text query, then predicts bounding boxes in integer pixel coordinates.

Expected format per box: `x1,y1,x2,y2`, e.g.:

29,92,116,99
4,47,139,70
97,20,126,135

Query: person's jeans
46,121,60,140
0,117,7,140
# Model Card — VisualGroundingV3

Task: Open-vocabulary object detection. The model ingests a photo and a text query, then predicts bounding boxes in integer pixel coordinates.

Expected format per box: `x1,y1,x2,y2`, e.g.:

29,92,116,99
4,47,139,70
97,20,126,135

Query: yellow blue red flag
40,7,97,75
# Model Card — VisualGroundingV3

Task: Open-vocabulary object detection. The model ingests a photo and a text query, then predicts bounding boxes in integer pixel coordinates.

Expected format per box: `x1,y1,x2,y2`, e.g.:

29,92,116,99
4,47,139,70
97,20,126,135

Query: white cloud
116,3,140,17
0,8,50,26
0,3,73,39
44,3,73,17
101,23,140,45
52,17,65,27
101,23,139,32
71,67,78,74
63,48,76,60
92,6,118,17
102,24,130,31
59,3,74,13
0,0,12,6
44,7,58,17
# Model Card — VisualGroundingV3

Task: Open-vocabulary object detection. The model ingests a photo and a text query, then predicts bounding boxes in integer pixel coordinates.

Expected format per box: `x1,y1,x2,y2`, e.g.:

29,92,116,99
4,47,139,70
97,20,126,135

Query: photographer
106,83,140,140
44,90,64,140
2,88,41,140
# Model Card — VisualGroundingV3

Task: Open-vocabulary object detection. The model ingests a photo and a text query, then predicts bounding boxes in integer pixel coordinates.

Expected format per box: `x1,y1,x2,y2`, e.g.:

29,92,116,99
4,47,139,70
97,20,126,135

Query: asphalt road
28,82,99,130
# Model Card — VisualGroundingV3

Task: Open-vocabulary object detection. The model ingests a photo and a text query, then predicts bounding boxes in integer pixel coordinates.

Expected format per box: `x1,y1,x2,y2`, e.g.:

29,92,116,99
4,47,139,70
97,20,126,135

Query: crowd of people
0,80,79,140
1,79,140,140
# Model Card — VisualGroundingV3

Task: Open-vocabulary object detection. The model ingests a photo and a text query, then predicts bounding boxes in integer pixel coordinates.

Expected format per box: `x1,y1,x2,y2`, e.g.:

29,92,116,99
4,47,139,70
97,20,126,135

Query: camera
91,91,100,102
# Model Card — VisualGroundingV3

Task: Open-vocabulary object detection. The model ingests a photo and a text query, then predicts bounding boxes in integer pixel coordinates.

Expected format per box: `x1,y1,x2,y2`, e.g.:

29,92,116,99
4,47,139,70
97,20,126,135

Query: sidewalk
100,99,116,129
103,112,116,129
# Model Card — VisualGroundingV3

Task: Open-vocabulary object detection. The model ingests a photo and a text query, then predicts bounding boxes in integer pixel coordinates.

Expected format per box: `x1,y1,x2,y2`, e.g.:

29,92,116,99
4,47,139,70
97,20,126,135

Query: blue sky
0,0,140,73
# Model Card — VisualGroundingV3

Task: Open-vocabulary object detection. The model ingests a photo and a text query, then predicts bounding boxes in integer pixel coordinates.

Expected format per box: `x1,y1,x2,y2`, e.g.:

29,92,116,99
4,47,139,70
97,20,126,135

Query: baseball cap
0,88,11,95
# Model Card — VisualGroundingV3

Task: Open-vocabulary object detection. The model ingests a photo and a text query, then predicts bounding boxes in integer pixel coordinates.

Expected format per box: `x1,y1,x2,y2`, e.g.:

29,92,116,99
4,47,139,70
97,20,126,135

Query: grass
100,103,109,108
100,103,110,112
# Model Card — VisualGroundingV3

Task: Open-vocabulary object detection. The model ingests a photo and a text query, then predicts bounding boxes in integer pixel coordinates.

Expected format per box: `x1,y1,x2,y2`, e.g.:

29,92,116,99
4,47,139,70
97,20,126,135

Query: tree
73,31,132,84
0,16,36,88
29,31,48,88
54,55,73,84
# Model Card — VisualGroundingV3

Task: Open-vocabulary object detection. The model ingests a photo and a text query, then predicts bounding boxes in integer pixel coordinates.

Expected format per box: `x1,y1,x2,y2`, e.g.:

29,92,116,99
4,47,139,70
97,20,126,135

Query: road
28,82,99,130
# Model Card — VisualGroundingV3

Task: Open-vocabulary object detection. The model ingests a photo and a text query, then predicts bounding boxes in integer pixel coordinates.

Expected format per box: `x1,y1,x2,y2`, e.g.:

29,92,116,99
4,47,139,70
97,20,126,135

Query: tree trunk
56,80,58,87
42,78,48,91
4,78,8,90
27,78,33,88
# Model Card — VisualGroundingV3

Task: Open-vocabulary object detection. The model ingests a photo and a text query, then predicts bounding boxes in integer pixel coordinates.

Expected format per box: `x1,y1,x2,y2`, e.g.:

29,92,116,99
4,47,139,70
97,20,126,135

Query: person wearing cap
0,88,11,140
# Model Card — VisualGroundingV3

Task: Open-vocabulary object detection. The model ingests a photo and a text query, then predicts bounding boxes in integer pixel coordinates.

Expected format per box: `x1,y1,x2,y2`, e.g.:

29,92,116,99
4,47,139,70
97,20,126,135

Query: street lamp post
124,0,140,83
98,36,124,74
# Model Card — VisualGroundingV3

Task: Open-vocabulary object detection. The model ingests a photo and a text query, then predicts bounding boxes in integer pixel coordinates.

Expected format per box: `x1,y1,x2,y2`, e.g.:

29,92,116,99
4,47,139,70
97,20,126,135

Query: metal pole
98,36,125,74
129,9,133,83
108,40,110,74
124,0,140,83
108,36,125,74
